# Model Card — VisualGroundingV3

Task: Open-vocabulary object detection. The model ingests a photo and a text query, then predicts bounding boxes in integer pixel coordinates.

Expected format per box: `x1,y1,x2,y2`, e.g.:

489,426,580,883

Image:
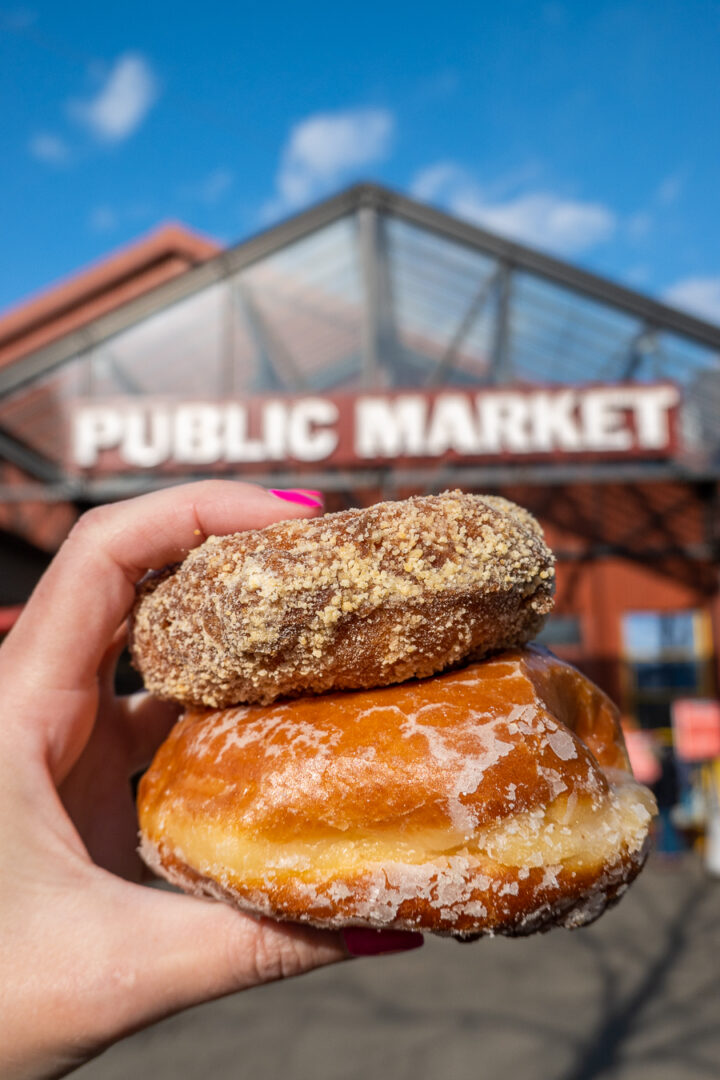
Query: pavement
76,854,720,1080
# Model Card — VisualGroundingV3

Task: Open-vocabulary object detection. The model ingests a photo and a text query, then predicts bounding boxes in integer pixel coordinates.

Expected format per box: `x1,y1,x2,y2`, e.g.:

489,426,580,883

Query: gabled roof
1,182,719,399
0,223,219,370
1,182,720,498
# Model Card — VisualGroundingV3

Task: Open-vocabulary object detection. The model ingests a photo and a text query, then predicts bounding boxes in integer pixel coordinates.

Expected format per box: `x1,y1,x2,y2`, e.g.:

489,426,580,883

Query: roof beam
427,266,500,386
1,460,718,503
234,283,306,391
358,206,401,386
0,427,63,483
2,181,720,401
0,188,365,398
93,349,145,395
360,185,720,351
490,263,513,384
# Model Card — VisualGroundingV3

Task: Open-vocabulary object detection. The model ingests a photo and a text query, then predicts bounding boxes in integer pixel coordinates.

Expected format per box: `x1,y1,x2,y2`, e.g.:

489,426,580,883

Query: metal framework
0,459,717,501
2,182,720,397
1,182,720,505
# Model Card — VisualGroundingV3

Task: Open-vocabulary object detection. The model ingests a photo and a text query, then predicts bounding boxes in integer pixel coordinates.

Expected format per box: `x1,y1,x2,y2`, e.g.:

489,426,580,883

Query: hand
0,482,422,1080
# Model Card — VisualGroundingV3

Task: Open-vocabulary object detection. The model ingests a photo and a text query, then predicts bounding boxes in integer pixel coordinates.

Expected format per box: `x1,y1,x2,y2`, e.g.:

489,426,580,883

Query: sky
1,0,719,323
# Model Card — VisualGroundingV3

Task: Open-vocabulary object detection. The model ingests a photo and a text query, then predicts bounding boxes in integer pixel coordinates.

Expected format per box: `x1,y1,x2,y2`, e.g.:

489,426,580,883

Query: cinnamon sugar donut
138,648,656,938
129,491,554,709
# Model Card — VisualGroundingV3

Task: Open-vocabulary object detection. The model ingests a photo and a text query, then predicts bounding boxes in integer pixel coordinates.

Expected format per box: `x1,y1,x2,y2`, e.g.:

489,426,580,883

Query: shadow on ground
77,856,720,1080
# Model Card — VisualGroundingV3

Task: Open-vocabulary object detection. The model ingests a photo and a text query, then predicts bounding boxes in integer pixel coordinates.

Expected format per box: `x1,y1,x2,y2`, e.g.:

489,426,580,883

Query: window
535,614,582,647
622,610,715,730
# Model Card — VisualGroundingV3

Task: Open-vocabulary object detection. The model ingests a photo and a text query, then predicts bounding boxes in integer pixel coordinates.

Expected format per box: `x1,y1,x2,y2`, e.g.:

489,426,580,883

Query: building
1,182,720,748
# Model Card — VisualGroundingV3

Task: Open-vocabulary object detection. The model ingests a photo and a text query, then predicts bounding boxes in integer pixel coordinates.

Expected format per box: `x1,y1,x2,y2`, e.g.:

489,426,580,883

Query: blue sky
1,0,719,322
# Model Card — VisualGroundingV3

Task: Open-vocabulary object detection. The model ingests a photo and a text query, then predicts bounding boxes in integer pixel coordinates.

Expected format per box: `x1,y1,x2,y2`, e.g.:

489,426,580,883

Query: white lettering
477,393,531,452
262,401,289,460
529,390,582,451
287,398,339,461
224,404,265,462
174,405,223,464
426,395,479,455
355,396,427,458
581,389,633,451
122,408,171,468
69,384,678,470
632,385,680,449
73,406,124,467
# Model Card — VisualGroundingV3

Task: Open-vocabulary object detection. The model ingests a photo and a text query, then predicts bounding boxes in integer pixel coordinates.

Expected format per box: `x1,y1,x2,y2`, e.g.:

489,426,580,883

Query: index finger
0,481,323,694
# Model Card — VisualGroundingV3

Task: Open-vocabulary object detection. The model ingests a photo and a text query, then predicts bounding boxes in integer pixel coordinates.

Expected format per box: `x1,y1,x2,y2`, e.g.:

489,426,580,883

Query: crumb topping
130,490,555,707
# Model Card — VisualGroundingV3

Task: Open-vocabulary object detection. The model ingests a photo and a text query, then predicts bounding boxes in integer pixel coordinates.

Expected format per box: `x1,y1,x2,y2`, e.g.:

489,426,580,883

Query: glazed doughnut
129,491,554,708
138,647,656,938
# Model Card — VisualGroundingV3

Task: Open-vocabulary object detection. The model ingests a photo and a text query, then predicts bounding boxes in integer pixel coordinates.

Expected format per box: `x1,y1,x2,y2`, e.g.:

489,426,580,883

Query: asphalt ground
76,854,720,1080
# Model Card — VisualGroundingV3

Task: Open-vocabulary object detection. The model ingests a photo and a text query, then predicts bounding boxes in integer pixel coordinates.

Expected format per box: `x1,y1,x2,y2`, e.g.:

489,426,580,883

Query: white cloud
87,202,154,234
656,171,684,207
411,162,615,256
411,161,463,202
28,132,70,164
416,70,460,103
625,264,651,287
627,211,652,240
622,170,686,243
663,277,720,325
182,168,234,205
264,107,394,219
70,52,158,143
199,167,233,203
88,206,119,232
471,193,615,253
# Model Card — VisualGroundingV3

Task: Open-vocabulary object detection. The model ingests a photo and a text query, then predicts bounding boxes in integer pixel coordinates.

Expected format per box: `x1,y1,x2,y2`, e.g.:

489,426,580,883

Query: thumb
19,867,423,1076
90,883,348,1041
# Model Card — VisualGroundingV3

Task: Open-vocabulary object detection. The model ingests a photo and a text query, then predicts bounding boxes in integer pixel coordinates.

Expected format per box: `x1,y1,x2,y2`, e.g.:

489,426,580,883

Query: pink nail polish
343,929,424,957
269,489,323,508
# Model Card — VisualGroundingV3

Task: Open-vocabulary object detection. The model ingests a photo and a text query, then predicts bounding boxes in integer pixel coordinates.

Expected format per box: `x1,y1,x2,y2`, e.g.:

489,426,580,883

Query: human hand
0,482,422,1080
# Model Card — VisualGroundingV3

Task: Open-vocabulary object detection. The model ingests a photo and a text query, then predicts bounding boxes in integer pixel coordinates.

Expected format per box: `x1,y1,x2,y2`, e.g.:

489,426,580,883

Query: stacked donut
131,491,656,939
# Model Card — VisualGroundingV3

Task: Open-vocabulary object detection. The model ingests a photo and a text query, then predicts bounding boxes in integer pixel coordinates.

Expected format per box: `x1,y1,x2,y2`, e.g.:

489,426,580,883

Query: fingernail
269,489,323,508
343,929,424,957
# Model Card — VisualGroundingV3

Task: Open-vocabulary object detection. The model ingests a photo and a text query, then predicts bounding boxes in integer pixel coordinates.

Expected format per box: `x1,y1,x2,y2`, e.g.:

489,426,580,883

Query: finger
85,884,348,1043
98,624,129,692
97,634,179,774
116,693,182,774
84,881,422,1049
16,879,346,1075
1,481,322,696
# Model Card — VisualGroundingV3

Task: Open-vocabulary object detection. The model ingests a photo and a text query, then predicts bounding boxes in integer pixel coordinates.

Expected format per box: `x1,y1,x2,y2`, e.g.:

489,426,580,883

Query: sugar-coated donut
129,491,554,708
138,647,656,938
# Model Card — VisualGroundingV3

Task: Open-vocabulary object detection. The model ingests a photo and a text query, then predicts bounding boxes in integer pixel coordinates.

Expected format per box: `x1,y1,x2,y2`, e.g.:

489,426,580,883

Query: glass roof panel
384,216,498,385
90,282,233,397
508,271,644,385
0,352,89,461
1,195,720,474
656,331,720,460
236,216,364,391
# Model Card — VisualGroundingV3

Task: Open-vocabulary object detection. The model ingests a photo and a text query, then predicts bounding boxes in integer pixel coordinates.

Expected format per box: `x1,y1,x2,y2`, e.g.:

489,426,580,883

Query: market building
2,183,720,761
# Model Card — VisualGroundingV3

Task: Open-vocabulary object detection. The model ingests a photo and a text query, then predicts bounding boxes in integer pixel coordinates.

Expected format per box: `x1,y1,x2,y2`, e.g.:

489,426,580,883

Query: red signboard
672,699,720,763
66,383,681,474
623,728,662,785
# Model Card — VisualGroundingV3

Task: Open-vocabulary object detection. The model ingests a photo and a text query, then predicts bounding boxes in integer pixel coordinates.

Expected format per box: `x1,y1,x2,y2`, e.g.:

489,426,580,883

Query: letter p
72,406,124,468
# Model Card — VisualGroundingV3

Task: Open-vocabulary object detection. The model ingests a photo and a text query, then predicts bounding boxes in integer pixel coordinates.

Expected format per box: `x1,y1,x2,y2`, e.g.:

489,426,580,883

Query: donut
138,647,656,938
129,491,554,708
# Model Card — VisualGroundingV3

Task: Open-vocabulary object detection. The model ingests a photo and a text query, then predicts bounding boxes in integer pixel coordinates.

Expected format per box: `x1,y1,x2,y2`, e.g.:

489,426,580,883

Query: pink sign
672,699,720,763
623,728,661,785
